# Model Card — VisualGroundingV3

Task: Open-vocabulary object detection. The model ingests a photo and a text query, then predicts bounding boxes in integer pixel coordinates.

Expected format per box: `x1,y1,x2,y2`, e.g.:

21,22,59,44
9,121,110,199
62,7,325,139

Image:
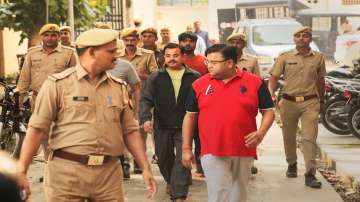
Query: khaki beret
141,27,158,36
226,32,246,42
294,26,312,36
121,28,139,38
39,24,60,35
160,27,170,32
60,26,71,32
76,28,119,48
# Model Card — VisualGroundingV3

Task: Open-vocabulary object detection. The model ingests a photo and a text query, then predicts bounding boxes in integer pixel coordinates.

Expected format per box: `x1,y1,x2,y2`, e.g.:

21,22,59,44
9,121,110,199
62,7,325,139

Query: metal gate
102,0,124,31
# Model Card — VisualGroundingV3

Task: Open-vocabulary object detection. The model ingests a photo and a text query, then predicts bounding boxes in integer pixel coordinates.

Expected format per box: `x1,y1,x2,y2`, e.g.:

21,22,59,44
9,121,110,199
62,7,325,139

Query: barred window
256,7,268,19
157,0,208,6
342,0,360,5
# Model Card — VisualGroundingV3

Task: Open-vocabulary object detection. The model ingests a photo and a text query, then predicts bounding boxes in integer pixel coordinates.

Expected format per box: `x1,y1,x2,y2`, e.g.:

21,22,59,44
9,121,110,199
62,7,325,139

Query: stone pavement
28,123,344,202
318,124,360,191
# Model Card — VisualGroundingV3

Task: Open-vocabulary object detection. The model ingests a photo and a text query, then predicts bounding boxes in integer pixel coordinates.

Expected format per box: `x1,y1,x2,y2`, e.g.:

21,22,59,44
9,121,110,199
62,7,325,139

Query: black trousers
154,128,191,200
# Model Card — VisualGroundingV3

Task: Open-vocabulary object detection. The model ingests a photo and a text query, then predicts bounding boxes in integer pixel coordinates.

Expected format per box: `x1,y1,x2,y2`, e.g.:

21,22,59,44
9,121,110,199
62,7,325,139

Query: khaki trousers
279,98,320,175
44,156,124,202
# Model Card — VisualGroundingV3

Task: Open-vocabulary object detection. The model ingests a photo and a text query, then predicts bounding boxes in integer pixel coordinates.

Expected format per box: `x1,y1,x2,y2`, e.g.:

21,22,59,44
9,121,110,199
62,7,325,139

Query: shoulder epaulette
278,49,293,56
142,48,154,54
27,45,42,53
48,67,75,82
61,45,76,51
107,73,127,85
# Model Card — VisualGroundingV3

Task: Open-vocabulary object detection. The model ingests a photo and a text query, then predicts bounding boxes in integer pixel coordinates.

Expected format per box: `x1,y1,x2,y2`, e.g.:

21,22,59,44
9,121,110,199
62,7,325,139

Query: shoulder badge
48,67,75,82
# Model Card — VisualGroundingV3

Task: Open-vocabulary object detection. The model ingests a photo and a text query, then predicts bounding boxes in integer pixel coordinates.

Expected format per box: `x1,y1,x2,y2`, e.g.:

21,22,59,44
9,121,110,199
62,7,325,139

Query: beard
182,47,194,54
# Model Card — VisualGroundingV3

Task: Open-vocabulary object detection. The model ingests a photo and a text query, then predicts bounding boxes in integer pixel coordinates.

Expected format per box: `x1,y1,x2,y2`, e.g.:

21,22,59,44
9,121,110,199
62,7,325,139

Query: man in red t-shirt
178,31,208,177
178,32,208,76
182,44,274,202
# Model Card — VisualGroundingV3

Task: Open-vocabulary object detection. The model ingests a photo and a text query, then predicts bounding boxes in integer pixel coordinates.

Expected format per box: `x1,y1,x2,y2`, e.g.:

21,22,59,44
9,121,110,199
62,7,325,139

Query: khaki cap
226,32,246,42
121,28,139,38
160,27,170,32
76,28,119,48
294,26,312,36
39,24,60,35
60,26,71,32
141,27,158,36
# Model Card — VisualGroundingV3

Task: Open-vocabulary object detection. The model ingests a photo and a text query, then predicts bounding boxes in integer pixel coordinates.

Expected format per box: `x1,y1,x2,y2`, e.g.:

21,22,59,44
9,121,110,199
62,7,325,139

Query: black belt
282,94,318,102
53,150,114,166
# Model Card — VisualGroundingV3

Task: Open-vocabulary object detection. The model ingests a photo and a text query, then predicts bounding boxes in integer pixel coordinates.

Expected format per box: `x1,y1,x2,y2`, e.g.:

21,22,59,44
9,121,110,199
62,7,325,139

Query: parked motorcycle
320,76,356,135
0,81,30,158
344,84,360,139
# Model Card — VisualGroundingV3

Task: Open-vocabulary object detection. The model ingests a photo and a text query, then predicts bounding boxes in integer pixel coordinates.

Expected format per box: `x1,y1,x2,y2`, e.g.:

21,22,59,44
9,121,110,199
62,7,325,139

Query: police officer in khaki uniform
119,28,158,81
17,28,157,201
59,26,76,48
119,27,158,175
141,27,165,67
17,24,77,109
268,27,326,189
226,32,261,76
157,27,171,51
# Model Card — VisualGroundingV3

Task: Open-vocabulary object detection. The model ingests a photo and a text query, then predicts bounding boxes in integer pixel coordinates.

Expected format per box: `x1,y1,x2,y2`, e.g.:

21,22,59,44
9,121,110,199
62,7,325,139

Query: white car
233,18,319,78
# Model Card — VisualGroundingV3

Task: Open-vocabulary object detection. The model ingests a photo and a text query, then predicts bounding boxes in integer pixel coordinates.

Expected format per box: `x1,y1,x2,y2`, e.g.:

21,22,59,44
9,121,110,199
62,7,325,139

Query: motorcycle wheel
348,106,360,139
0,126,24,158
320,97,352,135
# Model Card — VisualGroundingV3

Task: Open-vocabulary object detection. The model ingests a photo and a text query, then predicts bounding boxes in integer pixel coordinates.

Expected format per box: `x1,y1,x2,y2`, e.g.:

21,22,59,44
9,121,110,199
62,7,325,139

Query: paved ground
28,122,345,202
318,124,360,191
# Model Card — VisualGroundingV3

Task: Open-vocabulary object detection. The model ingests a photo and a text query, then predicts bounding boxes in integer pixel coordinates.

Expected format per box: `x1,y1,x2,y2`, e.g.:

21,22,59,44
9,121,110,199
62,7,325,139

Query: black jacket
140,66,200,129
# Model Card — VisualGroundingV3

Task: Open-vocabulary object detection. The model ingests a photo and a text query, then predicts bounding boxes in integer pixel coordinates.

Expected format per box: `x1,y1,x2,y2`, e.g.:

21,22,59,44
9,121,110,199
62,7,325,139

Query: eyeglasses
204,59,227,66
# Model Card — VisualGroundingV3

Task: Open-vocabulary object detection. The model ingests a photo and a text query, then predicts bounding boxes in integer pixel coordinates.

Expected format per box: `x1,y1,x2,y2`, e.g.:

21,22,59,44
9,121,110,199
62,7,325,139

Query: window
255,8,268,19
157,0,208,6
342,0,360,5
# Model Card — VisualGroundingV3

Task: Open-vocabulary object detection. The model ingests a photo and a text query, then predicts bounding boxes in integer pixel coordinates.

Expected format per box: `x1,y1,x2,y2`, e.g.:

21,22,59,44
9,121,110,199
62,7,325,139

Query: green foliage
0,0,107,45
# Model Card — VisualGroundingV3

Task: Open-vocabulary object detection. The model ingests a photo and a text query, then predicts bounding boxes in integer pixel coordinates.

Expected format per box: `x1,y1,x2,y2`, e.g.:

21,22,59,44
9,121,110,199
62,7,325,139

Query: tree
0,0,107,47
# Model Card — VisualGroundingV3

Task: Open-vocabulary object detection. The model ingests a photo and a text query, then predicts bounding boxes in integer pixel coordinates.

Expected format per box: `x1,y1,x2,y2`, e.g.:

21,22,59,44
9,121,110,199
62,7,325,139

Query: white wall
132,0,156,28
156,5,208,42
208,0,238,41
3,28,27,74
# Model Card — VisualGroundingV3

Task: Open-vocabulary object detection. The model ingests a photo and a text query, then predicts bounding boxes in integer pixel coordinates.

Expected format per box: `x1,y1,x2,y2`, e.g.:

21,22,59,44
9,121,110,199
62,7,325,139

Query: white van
233,18,319,77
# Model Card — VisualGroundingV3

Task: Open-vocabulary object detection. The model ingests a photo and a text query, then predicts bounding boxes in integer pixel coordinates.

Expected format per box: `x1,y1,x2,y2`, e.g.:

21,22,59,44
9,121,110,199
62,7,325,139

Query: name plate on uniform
73,96,89,102
87,155,105,166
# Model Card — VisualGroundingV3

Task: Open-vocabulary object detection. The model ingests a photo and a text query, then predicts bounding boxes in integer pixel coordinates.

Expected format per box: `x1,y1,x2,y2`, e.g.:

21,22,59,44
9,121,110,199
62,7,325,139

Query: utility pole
68,0,75,40
0,30,4,78
45,0,49,23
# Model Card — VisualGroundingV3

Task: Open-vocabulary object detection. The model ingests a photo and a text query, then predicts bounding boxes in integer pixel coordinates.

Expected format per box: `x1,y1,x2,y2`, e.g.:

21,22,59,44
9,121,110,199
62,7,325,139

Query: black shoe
133,161,142,174
251,166,258,174
286,163,297,178
305,174,322,189
123,164,131,179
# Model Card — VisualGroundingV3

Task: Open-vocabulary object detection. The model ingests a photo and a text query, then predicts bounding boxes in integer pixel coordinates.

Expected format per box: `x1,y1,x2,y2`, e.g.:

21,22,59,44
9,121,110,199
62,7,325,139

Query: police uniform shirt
237,54,260,76
28,64,139,156
17,44,77,94
270,49,326,96
118,47,158,80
